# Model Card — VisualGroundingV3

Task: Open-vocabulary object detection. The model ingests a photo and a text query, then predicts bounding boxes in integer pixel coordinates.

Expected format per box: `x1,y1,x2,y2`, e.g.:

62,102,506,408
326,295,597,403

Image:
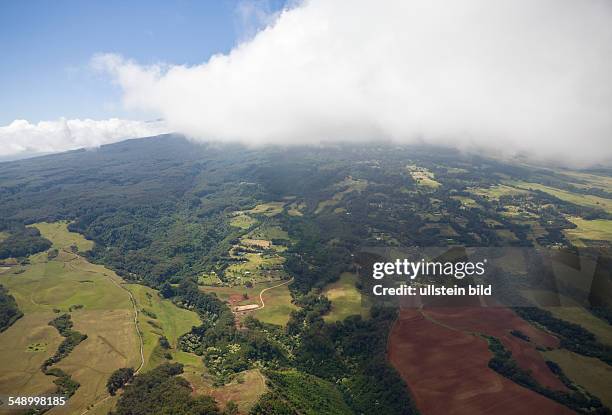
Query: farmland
388,308,575,415
407,165,441,188
564,217,612,246
322,272,366,322
0,223,140,414
509,181,612,213
542,349,612,408
125,284,201,371
0,222,206,413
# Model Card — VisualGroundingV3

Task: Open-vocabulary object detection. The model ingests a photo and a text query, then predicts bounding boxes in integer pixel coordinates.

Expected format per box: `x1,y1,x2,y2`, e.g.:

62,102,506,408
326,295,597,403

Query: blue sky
0,0,285,124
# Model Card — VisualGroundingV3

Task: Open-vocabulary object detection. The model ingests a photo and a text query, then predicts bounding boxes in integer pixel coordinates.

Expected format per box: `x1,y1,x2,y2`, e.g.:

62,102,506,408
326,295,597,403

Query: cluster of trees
107,367,135,395
42,314,88,372
110,363,220,415
252,370,353,415
0,284,22,332
515,307,612,365
0,221,51,259
25,314,88,413
174,280,287,383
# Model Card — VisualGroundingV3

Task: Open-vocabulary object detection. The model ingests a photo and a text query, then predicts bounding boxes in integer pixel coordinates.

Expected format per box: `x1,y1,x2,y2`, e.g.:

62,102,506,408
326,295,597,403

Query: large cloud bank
0,118,169,159
96,0,612,167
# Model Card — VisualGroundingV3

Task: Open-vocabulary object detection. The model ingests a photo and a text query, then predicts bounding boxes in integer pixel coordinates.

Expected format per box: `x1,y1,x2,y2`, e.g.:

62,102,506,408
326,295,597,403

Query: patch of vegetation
486,335,608,414
322,273,365,322
42,313,88,371
0,283,22,332
564,217,612,246
110,363,220,415
30,314,88,412
515,307,612,365
252,370,353,415
127,283,202,370
0,220,51,260
107,367,135,395
230,214,258,229
33,221,94,252
543,349,612,409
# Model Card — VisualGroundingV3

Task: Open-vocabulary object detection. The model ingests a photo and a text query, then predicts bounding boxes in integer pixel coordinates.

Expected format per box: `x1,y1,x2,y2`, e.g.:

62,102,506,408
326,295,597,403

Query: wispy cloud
0,118,169,158
94,0,612,167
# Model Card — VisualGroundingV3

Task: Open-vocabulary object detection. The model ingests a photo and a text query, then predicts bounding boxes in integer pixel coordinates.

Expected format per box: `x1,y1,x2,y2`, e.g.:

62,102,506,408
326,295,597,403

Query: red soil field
388,308,575,415
424,307,566,391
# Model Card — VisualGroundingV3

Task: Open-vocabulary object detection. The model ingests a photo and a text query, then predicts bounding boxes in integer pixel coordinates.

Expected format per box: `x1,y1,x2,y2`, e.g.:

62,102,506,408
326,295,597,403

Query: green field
450,195,480,208
0,222,203,414
201,280,297,326
564,217,612,246
32,221,94,252
125,284,202,371
0,223,139,414
225,252,285,284
315,177,367,213
323,273,366,322
253,281,297,326
509,181,612,213
230,213,258,229
247,202,285,216
546,306,612,346
407,165,440,189
287,202,305,216
469,184,531,200
542,349,612,408
555,170,612,192
265,370,353,415
184,368,267,413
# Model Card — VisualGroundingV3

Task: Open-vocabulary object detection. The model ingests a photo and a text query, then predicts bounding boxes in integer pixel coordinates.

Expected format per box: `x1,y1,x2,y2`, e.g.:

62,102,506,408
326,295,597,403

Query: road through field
61,250,144,415
256,277,294,310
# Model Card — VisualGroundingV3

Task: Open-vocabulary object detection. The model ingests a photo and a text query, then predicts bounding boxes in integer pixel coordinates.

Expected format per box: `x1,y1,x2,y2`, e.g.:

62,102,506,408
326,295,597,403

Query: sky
1,0,611,166
0,0,285,124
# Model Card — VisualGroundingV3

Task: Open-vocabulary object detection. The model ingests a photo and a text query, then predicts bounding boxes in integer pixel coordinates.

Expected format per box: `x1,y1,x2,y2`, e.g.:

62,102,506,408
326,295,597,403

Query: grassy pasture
545,307,612,346
564,217,612,246
542,349,612,408
225,252,285,285
407,165,440,188
32,221,94,252
253,282,297,326
230,213,258,229
470,184,531,200
249,225,289,241
315,177,367,213
54,309,141,414
247,202,285,216
323,273,366,322
125,284,201,371
450,195,480,208
495,229,519,242
287,202,305,216
0,312,63,398
201,280,297,326
198,272,223,286
555,170,612,192
509,181,612,213
0,231,8,242
0,223,139,414
184,368,267,413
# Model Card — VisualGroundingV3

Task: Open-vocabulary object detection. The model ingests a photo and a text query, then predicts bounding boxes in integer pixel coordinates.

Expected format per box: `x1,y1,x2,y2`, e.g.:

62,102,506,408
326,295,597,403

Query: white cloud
94,0,612,167
0,118,169,158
